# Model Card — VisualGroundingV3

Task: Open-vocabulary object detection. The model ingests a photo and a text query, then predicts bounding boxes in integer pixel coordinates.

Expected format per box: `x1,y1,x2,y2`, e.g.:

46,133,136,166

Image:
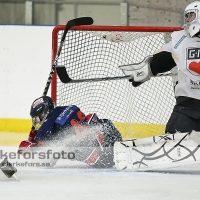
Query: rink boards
0,118,166,146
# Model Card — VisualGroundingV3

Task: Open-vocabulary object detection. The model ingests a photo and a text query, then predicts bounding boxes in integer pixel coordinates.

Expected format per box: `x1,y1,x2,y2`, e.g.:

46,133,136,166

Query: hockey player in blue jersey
18,96,122,168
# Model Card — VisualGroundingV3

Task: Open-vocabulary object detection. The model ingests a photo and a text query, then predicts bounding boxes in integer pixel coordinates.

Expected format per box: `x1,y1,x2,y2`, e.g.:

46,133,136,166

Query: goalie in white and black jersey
114,1,200,171
123,1,200,134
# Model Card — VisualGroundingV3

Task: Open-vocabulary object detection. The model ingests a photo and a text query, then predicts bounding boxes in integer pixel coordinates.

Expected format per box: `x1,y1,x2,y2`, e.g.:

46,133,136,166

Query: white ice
1,147,200,200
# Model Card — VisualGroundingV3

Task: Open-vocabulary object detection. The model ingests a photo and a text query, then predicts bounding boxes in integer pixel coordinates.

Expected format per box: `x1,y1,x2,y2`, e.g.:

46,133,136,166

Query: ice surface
1,136,200,200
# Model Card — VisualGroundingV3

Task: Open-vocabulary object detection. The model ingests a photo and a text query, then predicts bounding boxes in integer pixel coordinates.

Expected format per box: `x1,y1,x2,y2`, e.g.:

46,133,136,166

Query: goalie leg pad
130,132,189,146
189,130,200,144
114,132,200,171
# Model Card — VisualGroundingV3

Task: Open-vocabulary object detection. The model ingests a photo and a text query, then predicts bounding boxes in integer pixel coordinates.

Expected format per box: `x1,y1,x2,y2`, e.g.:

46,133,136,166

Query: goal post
51,25,182,140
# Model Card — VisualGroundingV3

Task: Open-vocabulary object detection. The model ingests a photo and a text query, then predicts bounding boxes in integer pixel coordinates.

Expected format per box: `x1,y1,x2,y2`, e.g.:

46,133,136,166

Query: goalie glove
0,158,17,178
119,55,153,87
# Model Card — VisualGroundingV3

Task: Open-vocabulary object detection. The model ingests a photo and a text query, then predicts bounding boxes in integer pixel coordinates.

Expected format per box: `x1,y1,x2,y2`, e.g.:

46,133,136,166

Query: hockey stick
31,17,93,130
42,17,93,96
56,65,172,83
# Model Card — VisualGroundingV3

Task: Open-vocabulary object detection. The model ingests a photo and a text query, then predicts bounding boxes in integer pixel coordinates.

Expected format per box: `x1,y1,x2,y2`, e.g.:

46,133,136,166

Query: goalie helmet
183,1,200,37
30,96,55,126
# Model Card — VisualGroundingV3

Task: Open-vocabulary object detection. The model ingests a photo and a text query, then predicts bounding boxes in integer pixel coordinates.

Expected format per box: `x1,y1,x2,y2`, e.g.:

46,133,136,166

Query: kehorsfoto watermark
0,146,76,168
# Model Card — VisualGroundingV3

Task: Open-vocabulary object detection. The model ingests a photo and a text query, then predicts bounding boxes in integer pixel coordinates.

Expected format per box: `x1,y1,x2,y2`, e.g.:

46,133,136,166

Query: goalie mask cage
51,25,182,139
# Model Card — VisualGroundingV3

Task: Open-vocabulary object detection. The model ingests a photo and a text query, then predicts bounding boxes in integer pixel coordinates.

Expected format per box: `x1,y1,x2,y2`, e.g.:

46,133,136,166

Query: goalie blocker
119,55,153,87
114,130,200,171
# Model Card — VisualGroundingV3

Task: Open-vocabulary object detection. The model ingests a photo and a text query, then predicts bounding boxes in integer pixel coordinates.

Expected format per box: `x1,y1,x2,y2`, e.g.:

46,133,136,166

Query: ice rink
1,132,200,200
2,160,200,200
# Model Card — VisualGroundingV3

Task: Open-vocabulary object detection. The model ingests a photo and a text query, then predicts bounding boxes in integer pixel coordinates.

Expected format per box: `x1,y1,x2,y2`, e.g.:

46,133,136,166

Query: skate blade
12,174,19,181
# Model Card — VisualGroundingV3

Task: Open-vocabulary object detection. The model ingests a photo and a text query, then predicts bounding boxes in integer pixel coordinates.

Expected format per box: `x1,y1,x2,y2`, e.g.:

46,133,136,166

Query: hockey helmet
30,96,55,125
183,1,200,37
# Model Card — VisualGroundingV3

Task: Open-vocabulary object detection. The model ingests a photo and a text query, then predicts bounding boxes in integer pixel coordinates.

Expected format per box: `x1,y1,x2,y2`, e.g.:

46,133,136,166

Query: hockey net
51,25,182,140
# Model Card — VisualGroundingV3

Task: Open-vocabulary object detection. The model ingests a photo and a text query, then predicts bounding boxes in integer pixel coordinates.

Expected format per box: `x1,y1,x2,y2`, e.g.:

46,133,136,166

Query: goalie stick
55,65,172,83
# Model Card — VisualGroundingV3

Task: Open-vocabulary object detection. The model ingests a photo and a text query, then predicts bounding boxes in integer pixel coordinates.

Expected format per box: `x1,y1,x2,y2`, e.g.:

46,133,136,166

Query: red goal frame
51,25,182,104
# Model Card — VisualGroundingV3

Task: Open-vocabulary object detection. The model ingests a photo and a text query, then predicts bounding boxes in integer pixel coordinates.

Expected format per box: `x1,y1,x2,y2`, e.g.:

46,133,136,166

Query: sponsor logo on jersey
55,105,78,125
174,35,187,49
186,48,200,76
56,107,74,121
190,80,200,90
188,48,200,60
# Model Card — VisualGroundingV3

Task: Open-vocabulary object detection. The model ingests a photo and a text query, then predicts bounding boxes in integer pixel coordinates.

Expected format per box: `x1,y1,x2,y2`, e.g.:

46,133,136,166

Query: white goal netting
51,25,180,139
